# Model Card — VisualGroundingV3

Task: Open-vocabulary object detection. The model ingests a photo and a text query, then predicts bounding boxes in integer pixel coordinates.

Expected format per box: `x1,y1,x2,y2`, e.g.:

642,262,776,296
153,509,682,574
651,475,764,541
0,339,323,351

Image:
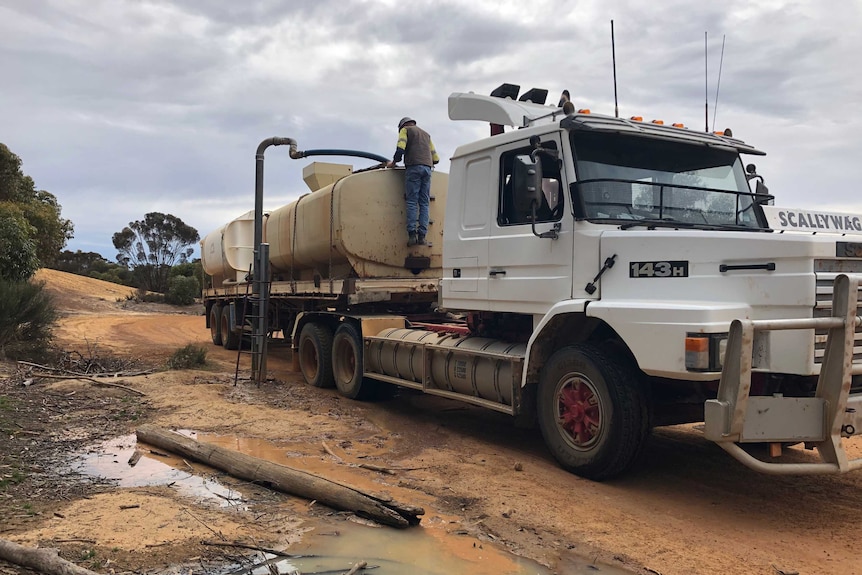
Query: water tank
265,166,447,280
201,210,255,284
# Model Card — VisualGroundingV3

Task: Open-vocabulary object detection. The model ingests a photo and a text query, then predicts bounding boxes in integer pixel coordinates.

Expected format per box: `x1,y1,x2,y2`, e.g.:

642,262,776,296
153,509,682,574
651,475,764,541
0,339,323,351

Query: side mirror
754,179,773,205
512,154,543,215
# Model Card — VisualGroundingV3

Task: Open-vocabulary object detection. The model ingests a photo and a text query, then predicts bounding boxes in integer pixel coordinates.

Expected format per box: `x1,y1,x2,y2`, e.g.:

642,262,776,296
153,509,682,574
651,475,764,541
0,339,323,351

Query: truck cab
439,87,862,478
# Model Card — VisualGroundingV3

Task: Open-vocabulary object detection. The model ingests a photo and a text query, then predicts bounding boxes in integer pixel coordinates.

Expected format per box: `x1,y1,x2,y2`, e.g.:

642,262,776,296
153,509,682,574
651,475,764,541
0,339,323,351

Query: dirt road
3,269,862,574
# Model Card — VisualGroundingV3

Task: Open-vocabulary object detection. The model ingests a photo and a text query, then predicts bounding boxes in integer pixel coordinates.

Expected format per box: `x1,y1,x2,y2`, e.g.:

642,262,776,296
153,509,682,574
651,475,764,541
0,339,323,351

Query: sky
2,0,861,261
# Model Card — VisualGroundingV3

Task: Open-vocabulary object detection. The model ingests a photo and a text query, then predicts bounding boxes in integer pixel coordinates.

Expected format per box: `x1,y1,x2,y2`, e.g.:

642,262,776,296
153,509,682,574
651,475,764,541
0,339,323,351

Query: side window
498,141,563,225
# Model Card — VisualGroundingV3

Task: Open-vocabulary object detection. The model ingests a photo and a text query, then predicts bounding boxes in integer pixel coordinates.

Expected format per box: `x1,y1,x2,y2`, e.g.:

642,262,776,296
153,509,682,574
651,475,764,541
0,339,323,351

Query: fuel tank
366,328,526,407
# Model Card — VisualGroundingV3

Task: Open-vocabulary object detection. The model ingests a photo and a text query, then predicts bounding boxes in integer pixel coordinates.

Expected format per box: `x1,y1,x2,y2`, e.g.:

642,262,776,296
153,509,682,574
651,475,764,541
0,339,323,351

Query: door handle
489,269,507,276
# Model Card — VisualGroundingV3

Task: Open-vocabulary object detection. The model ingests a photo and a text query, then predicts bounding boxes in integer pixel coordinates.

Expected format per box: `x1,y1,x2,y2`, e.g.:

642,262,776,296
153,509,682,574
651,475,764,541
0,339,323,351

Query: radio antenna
711,34,726,132
704,31,709,132
611,19,619,118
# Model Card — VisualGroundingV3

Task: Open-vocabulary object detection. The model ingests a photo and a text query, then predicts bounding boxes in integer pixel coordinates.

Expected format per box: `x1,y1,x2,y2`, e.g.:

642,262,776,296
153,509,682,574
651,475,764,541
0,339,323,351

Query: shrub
166,275,199,306
167,344,207,369
0,205,39,281
0,279,57,360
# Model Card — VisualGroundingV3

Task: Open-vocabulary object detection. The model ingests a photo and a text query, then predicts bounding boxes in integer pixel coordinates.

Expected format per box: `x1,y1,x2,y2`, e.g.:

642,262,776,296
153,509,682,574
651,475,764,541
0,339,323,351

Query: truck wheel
220,305,241,350
210,304,223,346
298,323,334,388
537,344,649,480
332,323,377,399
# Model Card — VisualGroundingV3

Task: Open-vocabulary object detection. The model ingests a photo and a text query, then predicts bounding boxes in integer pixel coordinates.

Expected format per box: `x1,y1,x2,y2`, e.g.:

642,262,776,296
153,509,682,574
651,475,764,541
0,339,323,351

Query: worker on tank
386,117,440,246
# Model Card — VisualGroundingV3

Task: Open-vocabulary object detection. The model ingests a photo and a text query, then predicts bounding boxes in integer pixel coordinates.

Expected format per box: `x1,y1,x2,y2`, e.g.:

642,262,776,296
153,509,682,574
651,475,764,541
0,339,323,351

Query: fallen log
0,538,100,575
135,424,423,528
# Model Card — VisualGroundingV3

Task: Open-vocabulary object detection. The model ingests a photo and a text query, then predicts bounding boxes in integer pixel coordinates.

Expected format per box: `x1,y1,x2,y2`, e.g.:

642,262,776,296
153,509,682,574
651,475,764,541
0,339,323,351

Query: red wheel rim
555,375,603,450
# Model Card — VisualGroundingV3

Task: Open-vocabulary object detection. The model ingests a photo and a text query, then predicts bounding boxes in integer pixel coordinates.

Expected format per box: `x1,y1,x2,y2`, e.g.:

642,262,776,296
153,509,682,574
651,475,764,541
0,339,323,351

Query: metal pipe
252,137,293,382
748,317,861,331
714,442,857,475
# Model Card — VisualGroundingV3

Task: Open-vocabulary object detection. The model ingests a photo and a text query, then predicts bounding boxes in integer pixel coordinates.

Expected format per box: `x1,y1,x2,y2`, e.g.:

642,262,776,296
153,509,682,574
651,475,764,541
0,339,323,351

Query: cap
398,117,415,130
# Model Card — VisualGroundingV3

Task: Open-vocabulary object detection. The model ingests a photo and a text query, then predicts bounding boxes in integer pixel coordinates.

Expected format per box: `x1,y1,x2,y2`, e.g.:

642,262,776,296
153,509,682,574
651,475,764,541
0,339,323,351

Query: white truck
201,84,862,480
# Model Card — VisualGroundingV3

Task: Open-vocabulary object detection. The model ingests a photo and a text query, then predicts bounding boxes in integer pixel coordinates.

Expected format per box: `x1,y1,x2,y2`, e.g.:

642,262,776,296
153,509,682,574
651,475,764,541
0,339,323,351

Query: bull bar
704,273,862,474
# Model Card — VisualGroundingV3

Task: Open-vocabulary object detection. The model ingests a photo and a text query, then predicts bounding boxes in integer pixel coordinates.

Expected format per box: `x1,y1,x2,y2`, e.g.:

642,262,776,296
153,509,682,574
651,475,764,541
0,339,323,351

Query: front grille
813,260,862,364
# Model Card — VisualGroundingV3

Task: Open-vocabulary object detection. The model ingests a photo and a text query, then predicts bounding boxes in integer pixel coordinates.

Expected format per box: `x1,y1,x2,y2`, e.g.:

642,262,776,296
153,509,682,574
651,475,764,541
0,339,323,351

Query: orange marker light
577,108,591,114
630,116,643,121
651,119,664,125
685,337,709,353
672,123,685,128
685,336,710,370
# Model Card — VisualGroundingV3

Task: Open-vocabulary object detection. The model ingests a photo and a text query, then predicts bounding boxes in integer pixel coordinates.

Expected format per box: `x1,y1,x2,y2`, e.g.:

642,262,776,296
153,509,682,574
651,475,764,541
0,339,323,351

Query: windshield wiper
619,218,696,230
617,218,769,232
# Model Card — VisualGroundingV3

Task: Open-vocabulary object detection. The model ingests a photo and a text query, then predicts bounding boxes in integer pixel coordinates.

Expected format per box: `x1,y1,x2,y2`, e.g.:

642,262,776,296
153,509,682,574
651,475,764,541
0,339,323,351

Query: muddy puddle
71,432,631,575
70,434,247,509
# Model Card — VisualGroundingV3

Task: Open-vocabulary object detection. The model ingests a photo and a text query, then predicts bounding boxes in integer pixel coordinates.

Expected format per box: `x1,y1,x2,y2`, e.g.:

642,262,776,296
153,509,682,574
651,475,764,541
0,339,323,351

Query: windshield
570,131,763,228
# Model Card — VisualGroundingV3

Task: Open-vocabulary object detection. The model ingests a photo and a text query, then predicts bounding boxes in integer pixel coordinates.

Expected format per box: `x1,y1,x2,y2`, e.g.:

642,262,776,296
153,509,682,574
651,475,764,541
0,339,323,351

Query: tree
53,250,110,274
112,212,200,293
0,143,73,267
0,203,39,282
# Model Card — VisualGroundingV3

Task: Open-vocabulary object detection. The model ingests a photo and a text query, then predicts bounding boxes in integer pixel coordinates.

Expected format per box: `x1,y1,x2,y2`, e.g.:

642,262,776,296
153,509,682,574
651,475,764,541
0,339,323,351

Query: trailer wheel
298,323,334,388
537,344,649,480
220,305,241,350
210,304,223,346
332,323,377,399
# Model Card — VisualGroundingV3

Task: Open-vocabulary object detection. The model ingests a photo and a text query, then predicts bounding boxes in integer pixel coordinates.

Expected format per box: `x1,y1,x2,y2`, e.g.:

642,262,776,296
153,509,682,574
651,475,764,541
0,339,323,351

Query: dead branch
0,538,100,575
24,372,146,396
357,463,396,475
127,450,143,467
322,441,343,462
199,540,295,557
344,560,368,575
137,425,424,528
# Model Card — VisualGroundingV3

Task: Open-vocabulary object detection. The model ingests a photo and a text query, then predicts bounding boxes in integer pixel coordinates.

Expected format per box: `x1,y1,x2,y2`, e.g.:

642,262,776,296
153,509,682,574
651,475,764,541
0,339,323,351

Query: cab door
487,133,574,314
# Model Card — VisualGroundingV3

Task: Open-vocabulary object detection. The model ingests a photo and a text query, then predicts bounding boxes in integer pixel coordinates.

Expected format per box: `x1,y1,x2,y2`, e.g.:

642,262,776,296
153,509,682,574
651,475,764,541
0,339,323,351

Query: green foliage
167,343,207,370
166,274,199,305
53,249,136,286
112,212,200,293
0,203,39,281
54,249,110,274
0,279,57,360
169,260,201,279
0,469,26,490
0,143,73,267
90,268,134,286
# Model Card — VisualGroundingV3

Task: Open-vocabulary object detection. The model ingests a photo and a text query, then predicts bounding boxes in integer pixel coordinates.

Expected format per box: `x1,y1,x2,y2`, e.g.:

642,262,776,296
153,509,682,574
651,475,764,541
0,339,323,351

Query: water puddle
227,519,548,575
70,434,246,509
72,432,631,575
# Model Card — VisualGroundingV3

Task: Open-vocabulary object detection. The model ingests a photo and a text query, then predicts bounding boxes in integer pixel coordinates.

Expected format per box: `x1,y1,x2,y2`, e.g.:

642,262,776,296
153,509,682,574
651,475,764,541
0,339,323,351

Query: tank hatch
303,162,353,192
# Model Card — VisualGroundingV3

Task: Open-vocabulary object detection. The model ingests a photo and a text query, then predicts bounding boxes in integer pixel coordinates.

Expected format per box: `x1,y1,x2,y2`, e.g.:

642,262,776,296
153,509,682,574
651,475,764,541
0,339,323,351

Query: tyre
298,322,334,388
332,323,377,399
537,344,650,480
210,304,223,346
220,305,241,350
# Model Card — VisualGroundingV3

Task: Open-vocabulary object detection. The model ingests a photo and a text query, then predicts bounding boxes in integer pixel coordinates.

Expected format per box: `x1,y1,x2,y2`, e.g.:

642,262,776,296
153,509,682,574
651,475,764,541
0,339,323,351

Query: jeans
405,164,431,235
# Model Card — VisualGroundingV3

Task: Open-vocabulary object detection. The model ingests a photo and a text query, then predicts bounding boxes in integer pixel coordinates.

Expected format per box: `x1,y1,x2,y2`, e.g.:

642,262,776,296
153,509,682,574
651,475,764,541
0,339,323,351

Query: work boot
417,234,426,245
407,232,418,247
